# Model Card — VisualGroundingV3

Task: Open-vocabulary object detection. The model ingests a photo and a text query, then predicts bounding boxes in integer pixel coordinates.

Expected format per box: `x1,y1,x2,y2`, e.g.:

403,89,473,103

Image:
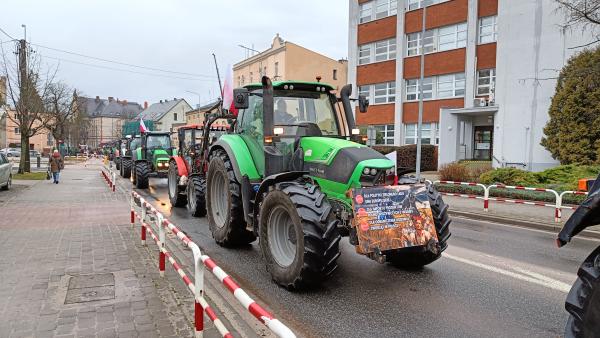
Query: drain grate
65,273,115,304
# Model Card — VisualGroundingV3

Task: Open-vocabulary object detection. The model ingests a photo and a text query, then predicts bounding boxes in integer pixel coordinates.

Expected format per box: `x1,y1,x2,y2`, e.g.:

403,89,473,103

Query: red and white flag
139,117,148,133
221,65,238,115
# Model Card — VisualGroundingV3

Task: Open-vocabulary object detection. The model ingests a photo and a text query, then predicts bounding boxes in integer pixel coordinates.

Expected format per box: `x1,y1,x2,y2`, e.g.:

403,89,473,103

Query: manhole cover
65,273,115,304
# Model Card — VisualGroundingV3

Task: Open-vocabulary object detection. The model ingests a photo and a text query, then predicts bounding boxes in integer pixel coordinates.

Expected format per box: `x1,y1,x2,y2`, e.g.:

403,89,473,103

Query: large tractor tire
387,183,451,268
565,245,600,338
115,158,121,171
121,158,132,179
259,182,341,290
168,162,186,207
135,161,150,189
187,176,206,217
206,149,256,246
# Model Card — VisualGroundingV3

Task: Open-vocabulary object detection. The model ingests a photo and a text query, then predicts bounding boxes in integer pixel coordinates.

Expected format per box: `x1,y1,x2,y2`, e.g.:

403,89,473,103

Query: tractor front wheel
206,150,256,246
115,158,121,171
259,182,341,290
135,161,150,189
565,245,600,337
168,162,186,207
187,176,206,217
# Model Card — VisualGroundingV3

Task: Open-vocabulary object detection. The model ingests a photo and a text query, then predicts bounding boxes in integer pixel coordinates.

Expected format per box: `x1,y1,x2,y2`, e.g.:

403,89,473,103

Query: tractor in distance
119,135,139,179
131,131,175,189
113,137,129,171
203,76,451,290
168,110,229,217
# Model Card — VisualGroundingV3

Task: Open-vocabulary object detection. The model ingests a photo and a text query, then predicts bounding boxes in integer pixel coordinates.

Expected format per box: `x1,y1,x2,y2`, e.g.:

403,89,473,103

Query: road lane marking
444,253,572,293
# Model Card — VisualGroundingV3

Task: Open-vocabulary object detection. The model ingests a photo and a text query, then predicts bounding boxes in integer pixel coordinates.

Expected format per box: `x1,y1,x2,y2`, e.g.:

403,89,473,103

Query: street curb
449,210,600,240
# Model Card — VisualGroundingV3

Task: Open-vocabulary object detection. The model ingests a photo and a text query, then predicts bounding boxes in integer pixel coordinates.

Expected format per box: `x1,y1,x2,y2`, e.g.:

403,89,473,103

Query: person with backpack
49,149,64,184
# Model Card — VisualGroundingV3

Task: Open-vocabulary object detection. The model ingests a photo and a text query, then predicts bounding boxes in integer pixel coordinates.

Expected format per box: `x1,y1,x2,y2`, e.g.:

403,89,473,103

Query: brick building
348,0,596,170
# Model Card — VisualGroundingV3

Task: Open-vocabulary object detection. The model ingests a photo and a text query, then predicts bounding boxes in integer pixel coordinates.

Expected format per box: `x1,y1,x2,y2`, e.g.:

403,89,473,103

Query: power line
0,27,16,40
39,54,217,82
29,42,216,79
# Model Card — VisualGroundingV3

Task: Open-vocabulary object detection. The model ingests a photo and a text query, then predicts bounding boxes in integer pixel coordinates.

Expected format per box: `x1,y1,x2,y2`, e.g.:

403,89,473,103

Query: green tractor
131,131,175,189
204,77,451,289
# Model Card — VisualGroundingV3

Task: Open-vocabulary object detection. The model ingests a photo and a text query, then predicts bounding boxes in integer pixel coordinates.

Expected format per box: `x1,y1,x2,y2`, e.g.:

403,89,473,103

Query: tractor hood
300,137,393,185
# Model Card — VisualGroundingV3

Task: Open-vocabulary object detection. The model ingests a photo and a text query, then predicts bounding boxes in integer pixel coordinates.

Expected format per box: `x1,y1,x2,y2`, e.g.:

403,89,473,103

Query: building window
14,127,19,134
406,0,435,11
174,113,178,121
479,15,498,44
406,30,434,56
438,23,467,51
360,0,397,23
333,69,338,80
405,73,464,101
374,124,395,145
241,75,245,85
359,38,396,64
405,77,433,101
361,82,395,105
477,69,496,96
250,72,253,83
406,22,466,56
404,123,439,145
264,66,267,77
437,73,465,98
274,62,279,77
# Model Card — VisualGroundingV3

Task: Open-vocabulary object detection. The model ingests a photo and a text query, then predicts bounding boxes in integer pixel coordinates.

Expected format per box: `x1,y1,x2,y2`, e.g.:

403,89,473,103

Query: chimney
95,95,100,103
144,101,148,109
108,97,114,102
174,97,177,101
160,100,163,103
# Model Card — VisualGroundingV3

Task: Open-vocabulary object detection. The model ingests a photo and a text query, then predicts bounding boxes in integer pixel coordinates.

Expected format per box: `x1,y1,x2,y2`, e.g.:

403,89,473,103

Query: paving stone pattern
0,162,197,338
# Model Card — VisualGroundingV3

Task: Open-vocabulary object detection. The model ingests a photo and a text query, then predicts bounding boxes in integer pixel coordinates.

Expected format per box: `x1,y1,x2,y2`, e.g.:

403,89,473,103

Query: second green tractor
131,131,175,189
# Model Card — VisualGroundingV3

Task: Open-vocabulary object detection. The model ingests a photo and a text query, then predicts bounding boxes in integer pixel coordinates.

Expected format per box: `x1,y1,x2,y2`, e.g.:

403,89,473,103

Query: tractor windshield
147,135,171,149
273,91,340,136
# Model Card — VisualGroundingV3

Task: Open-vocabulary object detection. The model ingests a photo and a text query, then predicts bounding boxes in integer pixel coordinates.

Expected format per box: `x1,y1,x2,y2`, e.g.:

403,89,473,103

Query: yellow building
0,108,53,154
234,34,348,90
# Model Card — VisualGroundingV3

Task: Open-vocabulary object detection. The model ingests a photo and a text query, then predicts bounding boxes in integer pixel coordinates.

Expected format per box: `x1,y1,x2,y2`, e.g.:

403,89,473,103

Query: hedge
372,144,438,171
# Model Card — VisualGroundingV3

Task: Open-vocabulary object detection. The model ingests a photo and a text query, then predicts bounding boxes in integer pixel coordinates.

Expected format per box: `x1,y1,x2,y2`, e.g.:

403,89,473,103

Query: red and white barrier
559,190,589,211
130,191,296,338
100,168,116,192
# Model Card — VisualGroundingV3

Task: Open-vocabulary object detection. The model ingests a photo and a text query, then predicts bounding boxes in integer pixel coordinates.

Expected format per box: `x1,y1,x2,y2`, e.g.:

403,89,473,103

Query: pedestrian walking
49,149,64,184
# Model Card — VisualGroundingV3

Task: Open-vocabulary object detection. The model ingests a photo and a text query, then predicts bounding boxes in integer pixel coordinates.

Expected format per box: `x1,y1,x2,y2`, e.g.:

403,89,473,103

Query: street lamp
21,24,26,41
185,90,201,109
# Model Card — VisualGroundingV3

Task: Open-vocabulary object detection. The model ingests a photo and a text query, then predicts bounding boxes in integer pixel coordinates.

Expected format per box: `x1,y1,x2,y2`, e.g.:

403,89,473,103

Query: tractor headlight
363,167,370,175
370,168,377,176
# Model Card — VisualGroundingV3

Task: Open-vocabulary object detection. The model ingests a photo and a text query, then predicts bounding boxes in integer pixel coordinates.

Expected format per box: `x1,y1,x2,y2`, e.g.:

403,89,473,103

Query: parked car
1,148,20,157
0,153,12,190
29,150,41,158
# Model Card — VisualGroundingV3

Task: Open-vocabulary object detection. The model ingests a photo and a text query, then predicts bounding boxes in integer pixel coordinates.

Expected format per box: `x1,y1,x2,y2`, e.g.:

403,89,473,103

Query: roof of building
78,97,143,119
138,99,188,121
185,100,220,114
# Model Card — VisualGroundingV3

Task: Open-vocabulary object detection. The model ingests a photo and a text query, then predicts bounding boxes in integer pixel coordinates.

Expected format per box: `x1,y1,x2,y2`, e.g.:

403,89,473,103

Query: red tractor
168,120,228,217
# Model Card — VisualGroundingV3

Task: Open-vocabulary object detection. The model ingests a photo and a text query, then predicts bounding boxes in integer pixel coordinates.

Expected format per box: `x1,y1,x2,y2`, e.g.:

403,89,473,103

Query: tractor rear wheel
187,176,206,217
387,184,451,268
168,162,186,207
121,158,132,178
206,149,256,246
115,158,121,171
135,161,150,189
259,182,341,290
565,245,600,338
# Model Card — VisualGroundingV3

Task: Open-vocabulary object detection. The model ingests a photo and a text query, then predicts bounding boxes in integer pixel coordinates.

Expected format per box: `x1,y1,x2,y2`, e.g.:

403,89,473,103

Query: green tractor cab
204,77,451,290
119,135,138,179
131,131,175,189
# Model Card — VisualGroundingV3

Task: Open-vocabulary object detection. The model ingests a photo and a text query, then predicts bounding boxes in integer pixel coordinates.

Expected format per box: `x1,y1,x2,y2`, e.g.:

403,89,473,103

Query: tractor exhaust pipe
262,76,279,177
340,84,357,132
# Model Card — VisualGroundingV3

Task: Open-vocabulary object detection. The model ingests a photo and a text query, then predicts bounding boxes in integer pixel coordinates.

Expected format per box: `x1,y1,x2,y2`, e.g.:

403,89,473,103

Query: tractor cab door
236,94,265,176
182,129,195,171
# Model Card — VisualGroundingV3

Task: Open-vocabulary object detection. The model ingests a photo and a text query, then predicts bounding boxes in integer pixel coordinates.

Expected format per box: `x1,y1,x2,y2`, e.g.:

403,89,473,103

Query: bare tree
1,40,55,173
43,82,81,151
556,0,600,46
68,92,91,150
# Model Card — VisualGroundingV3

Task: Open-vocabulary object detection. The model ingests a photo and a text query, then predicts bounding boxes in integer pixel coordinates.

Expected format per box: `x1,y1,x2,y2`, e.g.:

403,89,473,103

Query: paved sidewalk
0,162,196,338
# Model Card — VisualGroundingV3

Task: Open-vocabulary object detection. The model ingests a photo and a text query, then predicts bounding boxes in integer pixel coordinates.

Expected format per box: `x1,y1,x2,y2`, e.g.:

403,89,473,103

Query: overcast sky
1,0,349,108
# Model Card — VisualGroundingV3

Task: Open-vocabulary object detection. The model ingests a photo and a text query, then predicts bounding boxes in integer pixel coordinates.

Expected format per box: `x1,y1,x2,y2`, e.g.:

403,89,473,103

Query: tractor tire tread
135,161,150,189
564,246,600,338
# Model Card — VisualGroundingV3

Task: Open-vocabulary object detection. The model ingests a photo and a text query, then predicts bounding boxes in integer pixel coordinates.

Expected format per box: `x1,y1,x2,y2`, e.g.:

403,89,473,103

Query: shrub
478,168,538,186
439,162,471,182
373,144,438,171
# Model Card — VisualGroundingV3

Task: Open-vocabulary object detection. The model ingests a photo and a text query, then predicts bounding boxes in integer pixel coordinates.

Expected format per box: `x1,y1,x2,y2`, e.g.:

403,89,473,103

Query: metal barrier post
112,171,116,192
130,193,135,226
157,213,166,277
193,249,204,338
484,186,490,212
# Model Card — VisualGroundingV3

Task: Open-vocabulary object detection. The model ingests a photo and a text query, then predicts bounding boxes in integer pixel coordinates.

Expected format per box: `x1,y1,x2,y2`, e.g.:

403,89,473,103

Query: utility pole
17,38,30,173
415,5,427,180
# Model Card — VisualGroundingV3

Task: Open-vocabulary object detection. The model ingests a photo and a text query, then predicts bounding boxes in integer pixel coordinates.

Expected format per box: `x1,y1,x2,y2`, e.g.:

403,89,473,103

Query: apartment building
348,0,596,171
234,34,348,90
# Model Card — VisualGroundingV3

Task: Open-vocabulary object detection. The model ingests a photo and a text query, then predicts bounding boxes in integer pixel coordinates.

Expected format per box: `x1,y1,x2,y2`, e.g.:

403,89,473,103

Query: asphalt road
127,176,599,338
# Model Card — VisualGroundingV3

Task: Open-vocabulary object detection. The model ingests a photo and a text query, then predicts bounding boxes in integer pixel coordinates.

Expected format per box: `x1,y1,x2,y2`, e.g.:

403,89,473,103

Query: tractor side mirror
358,95,369,113
233,88,249,110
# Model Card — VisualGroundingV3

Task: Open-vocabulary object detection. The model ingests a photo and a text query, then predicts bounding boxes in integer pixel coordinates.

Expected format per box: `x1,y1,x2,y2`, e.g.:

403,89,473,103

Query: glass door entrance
473,126,493,160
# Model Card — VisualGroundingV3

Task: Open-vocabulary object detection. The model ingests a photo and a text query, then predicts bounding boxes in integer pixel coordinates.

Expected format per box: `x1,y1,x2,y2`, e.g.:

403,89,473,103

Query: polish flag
221,65,238,116
140,117,148,133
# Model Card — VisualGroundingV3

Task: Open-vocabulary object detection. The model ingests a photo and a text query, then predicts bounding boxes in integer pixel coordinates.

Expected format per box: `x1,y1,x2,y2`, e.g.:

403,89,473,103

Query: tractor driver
274,99,296,124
